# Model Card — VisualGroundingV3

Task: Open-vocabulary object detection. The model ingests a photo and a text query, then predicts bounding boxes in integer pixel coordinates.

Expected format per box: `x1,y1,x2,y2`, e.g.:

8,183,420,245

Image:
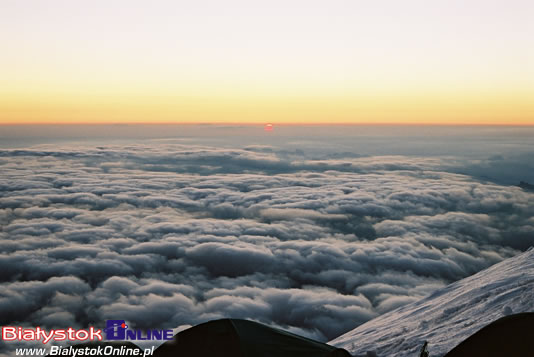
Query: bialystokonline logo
1,320,173,344
104,320,173,341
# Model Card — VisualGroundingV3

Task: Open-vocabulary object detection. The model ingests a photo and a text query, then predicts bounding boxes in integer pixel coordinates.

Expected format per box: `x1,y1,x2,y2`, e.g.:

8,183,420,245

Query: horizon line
2,122,534,127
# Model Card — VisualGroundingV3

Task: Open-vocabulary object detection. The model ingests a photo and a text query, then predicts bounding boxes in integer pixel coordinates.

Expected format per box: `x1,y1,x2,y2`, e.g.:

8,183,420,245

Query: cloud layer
1,143,533,354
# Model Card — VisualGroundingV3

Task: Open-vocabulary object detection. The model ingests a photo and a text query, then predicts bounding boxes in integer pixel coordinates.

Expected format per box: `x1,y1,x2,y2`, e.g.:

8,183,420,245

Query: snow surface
330,247,534,357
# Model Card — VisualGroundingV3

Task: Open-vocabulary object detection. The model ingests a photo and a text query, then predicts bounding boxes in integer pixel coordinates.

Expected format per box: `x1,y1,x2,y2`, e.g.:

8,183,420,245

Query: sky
1,0,533,124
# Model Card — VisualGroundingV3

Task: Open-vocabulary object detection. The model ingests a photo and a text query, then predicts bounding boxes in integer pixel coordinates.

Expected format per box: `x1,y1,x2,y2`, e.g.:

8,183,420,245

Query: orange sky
2,89,533,125
1,1,533,125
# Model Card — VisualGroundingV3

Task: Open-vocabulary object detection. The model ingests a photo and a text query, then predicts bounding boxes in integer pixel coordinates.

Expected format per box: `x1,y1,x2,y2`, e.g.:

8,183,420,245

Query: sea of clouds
1,126,533,354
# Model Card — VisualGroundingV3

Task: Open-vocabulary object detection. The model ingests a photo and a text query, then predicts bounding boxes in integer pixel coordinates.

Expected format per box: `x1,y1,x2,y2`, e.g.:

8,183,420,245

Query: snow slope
330,247,534,357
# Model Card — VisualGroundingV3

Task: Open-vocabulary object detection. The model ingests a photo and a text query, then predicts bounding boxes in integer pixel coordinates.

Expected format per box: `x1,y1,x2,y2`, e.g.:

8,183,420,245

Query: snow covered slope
330,247,534,357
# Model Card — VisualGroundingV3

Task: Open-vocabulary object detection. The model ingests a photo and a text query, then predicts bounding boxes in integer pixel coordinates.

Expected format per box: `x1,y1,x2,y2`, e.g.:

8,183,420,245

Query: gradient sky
1,0,533,124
